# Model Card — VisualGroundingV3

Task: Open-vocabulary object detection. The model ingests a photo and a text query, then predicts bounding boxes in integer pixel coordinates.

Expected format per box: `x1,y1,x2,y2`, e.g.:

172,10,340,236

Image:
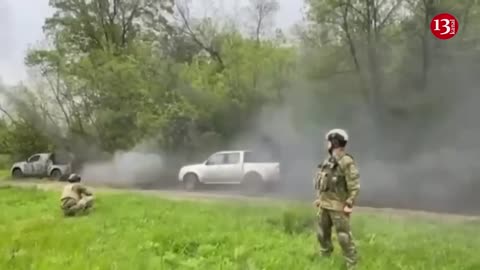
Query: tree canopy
1,0,479,166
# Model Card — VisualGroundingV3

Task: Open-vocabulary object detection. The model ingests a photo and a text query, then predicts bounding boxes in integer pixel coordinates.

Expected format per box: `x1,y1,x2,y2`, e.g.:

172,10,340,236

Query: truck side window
225,153,240,164
206,153,225,165
27,155,40,163
244,152,273,163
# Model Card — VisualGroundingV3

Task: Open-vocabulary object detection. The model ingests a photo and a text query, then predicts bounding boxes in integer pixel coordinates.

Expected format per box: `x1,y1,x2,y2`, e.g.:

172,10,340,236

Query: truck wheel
50,169,62,180
12,168,23,179
183,173,199,191
242,172,265,195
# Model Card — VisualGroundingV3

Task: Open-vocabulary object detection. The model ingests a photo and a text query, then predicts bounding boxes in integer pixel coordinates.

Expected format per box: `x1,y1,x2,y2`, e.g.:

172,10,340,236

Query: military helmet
325,128,349,149
325,128,349,142
67,173,81,183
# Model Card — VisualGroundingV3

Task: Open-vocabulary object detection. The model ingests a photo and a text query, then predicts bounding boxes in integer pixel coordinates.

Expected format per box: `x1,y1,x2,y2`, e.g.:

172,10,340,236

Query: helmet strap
327,141,334,154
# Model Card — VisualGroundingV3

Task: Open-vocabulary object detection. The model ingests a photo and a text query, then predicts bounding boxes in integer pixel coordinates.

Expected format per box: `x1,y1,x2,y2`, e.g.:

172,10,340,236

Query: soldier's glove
313,199,321,208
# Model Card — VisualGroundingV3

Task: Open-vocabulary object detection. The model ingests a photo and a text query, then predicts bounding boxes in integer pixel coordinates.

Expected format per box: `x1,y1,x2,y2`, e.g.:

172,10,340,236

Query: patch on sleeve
339,156,359,179
347,162,360,179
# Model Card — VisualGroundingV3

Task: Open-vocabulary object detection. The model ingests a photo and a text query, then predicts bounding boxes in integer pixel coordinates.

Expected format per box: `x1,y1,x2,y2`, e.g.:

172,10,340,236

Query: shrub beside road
0,170,8,180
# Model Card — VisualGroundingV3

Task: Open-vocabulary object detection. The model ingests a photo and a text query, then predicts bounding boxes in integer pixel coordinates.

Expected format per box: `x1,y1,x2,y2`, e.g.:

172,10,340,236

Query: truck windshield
243,151,275,163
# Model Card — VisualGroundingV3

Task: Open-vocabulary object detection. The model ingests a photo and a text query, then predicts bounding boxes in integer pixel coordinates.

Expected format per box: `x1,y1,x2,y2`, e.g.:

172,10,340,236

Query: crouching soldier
60,173,94,216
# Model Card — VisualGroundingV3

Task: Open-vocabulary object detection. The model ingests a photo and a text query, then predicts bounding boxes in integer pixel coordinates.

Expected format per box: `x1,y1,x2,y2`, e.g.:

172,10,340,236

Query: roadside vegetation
0,0,478,166
0,0,479,210
0,154,9,180
0,2,479,268
0,170,8,180
0,187,478,270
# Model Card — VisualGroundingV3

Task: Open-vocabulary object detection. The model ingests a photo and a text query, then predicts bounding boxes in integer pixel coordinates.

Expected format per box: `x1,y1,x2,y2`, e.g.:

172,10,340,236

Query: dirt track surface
1,179,479,223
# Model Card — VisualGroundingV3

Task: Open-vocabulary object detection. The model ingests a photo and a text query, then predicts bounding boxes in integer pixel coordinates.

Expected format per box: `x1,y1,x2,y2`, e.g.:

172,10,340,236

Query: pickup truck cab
178,150,280,192
10,153,72,180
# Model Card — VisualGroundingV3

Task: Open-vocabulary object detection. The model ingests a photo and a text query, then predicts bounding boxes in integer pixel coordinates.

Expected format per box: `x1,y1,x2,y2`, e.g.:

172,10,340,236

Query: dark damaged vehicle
10,153,72,180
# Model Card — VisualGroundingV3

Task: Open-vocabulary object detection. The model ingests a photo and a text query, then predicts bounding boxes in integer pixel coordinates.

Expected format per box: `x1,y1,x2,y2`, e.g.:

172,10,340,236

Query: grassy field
0,187,478,270
0,169,8,180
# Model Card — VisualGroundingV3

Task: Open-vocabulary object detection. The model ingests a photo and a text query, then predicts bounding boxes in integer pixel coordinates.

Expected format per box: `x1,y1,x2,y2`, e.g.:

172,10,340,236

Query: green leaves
6,0,480,162
1,0,300,156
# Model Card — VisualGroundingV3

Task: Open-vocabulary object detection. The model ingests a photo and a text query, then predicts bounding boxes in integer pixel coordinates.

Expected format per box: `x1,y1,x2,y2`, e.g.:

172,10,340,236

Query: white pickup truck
10,153,72,180
178,150,280,192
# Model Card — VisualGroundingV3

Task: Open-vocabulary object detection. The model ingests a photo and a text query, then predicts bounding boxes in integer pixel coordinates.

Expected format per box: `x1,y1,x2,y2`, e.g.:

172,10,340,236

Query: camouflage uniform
60,183,94,216
314,151,360,269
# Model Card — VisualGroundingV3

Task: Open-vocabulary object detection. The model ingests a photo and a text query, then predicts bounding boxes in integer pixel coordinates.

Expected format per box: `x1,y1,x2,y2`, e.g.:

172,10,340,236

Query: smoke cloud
80,151,165,187
225,41,480,215
77,41,480,215
79,140,174,189
25,2,475,216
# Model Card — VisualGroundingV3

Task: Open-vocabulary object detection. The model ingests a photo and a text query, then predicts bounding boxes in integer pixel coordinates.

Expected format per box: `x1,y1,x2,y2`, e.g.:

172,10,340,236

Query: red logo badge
430,13,458,40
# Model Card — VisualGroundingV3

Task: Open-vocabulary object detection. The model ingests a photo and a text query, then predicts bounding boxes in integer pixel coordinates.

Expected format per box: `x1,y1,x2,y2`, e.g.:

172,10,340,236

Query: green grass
0,187,478,270
0,154,11,169
0,169,9,180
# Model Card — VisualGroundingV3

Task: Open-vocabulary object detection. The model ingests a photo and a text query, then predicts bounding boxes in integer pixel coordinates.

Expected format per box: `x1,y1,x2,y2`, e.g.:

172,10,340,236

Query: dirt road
1,179,479,223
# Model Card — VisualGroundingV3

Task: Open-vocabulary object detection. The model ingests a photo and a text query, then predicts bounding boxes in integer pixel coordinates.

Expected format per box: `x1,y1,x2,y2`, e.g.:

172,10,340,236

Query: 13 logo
430,13,459,40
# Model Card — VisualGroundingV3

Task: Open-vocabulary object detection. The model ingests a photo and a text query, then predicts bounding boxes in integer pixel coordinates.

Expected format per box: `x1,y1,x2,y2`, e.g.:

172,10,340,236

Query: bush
0,154,11,169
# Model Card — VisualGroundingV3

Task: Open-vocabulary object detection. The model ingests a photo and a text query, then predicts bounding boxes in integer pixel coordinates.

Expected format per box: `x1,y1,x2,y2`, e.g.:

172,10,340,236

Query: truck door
202,153,227,183
25,155,41,176
33,157,48,176
220,152,243,183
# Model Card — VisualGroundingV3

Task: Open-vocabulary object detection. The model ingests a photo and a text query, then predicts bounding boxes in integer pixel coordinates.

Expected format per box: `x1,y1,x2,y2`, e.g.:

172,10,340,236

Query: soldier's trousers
316,208,357,268
61,196,94,216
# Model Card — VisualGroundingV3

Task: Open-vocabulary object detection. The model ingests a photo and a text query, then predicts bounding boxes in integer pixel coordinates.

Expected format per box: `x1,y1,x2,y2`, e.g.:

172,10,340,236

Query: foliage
1,0,296,157
0,187,478,269
2,123,52,161
0,169,8,179
0,0,480,162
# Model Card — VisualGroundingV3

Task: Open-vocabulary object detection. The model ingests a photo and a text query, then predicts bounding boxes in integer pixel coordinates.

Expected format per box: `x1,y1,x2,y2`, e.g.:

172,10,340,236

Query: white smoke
80,150,165,187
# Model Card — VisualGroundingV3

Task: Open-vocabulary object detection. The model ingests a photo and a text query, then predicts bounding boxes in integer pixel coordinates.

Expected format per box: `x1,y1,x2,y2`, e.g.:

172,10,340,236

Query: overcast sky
0,0,304,86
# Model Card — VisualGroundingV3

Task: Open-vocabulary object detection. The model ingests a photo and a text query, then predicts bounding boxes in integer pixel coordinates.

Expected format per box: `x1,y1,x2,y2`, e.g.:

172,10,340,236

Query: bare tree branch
338,0,368,21
460,0,475,34
40,66,72,128
248,0,279,44
0,105,17,124
341,0,361,72
175,1,225,69
377,0,404,31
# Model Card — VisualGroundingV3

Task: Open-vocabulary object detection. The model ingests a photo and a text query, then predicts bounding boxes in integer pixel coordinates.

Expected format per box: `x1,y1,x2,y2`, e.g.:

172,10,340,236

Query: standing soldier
313,128,360,270
60,173,94,217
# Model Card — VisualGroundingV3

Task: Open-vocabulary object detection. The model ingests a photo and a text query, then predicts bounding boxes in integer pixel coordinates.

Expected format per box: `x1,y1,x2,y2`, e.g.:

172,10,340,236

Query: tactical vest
314,155,353,210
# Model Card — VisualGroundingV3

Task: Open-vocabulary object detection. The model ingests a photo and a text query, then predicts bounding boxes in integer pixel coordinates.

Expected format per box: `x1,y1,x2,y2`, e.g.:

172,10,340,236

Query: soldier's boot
316,232,333,257
75,196,94,215
84,197,94,211
337,231,358,270
320,250,333,258
346,264,356,270
63,209,75,217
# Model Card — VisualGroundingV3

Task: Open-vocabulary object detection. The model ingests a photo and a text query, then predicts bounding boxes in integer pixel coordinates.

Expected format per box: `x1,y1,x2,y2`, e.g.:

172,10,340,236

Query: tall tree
245,0,280,44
